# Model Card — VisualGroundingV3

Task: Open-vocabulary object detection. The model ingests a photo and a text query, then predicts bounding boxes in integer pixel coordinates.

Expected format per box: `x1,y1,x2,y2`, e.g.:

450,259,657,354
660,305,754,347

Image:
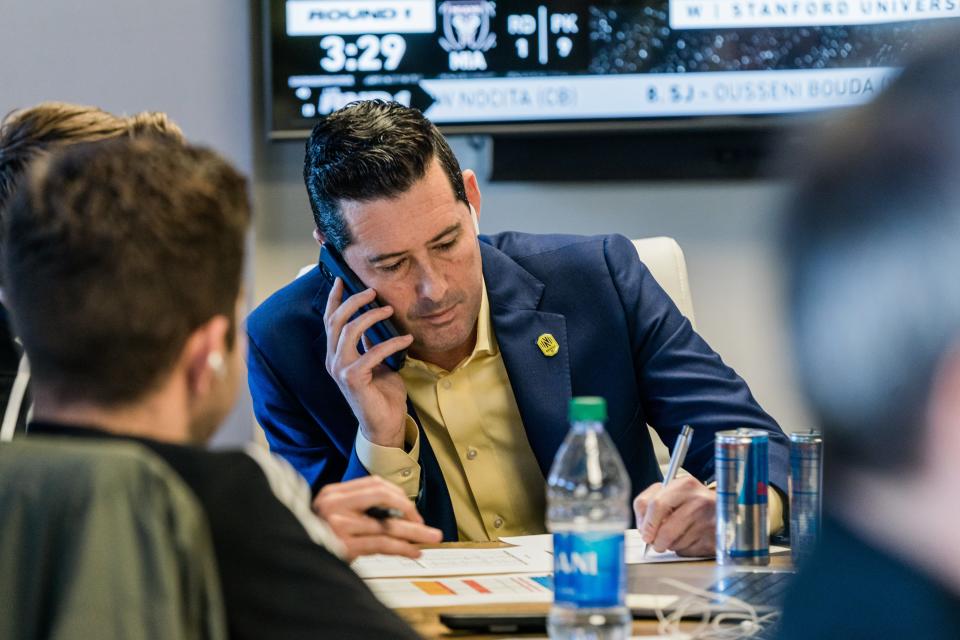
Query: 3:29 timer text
319,34,407,73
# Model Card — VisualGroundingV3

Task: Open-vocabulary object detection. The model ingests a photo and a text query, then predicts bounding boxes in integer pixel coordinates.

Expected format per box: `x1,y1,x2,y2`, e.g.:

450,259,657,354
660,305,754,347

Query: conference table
393,542,792,638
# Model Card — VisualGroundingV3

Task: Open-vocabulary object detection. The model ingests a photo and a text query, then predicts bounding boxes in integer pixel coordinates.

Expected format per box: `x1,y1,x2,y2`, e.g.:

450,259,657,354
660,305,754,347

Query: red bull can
716,429,769,566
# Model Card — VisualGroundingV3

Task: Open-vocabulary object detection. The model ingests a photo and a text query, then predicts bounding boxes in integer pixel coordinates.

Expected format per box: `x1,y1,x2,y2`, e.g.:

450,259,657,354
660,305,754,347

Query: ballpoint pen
641,425,694,560
364,506,406,521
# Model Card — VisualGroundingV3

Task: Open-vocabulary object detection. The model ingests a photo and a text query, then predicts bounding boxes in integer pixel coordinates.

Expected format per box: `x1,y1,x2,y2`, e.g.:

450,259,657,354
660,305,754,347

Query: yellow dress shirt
355,282,546,541
355,282,785,541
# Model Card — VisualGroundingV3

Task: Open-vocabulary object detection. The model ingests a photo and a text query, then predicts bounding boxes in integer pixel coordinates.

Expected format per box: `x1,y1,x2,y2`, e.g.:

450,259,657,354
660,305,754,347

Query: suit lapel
481,243,572,478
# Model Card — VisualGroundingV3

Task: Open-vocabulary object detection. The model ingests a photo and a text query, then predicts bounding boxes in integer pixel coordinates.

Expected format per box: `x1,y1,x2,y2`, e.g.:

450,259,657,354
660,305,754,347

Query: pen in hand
364,505,406,521
640,425,694,559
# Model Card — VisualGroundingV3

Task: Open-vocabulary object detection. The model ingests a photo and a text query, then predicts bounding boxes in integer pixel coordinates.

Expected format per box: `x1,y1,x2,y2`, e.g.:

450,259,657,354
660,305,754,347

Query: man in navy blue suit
247,100,789,553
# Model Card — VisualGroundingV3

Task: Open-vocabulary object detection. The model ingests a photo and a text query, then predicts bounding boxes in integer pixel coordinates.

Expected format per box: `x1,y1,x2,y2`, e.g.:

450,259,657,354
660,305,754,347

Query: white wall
0,0,256,446
0,1,253,171
2,0,812,445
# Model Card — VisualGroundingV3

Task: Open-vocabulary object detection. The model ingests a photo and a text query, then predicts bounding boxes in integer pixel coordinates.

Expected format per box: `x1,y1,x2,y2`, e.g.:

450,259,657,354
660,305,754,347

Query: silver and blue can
789,431,823,566
716,429,769,566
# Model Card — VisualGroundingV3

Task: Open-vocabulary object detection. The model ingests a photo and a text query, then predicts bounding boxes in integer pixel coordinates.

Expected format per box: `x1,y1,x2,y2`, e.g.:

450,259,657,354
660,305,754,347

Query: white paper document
499,530,789,563
366,573,554,608
352,546,554,579
486,637,688,640
624,530,713,563
366,573,684,610
495,636,688,640
499,530,711,564
498,533,554,553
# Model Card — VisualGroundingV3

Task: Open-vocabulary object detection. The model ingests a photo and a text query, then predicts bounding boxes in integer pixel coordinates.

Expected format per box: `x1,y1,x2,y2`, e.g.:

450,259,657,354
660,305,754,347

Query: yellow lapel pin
537,333,559,357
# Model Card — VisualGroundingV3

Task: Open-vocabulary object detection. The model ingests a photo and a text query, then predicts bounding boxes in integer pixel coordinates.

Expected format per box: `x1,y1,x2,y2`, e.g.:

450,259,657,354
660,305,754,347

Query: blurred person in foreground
779,33,960,639
0,101,440,559
3,135,422,639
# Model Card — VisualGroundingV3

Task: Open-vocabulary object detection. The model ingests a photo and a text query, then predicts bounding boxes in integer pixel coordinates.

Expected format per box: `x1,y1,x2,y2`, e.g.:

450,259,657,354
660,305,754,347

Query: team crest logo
537,333,560,357
439,1,496,52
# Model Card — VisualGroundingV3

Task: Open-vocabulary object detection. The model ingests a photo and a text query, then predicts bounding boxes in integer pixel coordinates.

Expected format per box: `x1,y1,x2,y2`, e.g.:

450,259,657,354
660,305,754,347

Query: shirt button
493,517,504,529
466,447,478,460
441,380,452,390
400,468,412,478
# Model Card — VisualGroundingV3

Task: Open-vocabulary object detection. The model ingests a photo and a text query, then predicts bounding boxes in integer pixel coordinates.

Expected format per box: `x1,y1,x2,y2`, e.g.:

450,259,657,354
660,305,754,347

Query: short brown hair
2,136,250,406
0,102,184,213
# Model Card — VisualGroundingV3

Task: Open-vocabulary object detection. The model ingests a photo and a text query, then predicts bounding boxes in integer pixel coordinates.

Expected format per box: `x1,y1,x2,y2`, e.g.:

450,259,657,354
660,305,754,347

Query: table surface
394,543,792,639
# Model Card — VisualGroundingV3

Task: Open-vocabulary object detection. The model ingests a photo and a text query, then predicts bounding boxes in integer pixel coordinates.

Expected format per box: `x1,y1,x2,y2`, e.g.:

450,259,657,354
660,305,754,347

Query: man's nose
415,259,448,302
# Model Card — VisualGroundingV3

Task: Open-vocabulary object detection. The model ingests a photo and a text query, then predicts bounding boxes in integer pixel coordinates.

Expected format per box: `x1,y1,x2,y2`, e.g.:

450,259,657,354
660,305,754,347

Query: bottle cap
569,396,607,422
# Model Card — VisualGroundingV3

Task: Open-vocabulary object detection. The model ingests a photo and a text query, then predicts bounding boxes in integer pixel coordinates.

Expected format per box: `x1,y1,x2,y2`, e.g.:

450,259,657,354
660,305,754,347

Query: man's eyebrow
429,223,461,244
367,223,462,264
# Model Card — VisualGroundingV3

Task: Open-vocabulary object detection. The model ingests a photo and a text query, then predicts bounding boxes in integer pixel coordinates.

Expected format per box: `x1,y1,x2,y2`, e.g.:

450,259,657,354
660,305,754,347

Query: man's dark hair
2,136,250,406
303,100,467,250
784,33,960,476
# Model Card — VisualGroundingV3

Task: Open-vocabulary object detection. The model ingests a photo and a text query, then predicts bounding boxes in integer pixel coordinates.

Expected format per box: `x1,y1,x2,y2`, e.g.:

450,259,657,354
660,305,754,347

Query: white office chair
632,236,696,329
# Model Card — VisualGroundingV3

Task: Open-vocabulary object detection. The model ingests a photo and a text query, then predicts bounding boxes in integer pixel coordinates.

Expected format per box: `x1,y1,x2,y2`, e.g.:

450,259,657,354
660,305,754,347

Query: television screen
265,0,959,137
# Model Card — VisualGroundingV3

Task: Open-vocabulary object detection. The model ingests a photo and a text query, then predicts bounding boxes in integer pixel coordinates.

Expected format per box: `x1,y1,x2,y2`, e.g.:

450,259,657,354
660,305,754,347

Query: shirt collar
402,278,496,377
474,277,496,358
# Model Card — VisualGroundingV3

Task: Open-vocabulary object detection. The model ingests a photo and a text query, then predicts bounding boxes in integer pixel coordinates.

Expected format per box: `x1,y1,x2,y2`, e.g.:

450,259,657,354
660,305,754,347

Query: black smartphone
439,612,547,634
318,244,406,371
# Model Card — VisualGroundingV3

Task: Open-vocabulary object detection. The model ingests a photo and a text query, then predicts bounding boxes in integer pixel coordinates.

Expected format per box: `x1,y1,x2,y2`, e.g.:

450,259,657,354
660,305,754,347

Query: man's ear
462,169,481,220
182,315,231,398
313,228,326,246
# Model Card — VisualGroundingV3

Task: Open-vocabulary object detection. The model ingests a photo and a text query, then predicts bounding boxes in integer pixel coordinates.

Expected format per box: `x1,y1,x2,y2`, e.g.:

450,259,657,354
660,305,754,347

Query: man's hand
313,476,443,561
633,475,716,557
324,277,414,449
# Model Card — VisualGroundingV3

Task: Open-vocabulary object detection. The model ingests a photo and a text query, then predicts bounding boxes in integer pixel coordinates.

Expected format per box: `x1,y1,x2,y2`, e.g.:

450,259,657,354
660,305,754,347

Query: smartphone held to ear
318,244,407,371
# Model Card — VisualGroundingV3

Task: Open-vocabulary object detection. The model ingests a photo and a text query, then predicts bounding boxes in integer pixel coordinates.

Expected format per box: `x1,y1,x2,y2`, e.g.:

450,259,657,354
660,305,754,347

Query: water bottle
547,397,632,640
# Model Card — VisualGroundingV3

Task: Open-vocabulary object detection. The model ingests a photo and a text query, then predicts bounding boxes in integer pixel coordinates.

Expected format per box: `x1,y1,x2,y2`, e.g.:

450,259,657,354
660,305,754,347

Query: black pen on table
365,506,405,521
640,424,694,560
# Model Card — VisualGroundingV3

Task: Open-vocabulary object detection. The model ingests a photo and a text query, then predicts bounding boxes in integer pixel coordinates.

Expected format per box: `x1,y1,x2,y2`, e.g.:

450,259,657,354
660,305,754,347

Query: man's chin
410,325,475,358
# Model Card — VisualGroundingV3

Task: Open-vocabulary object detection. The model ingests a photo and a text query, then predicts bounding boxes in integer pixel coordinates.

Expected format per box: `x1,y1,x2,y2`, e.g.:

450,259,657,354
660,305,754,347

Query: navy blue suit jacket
247,233,789,540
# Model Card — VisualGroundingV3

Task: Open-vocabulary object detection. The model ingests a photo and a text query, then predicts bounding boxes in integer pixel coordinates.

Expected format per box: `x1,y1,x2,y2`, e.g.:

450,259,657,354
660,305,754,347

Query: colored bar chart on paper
366,573,554,608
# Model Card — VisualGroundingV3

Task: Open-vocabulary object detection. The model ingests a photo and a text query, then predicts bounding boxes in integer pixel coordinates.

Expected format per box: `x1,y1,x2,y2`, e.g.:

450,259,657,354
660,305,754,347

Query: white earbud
207,351,226,380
